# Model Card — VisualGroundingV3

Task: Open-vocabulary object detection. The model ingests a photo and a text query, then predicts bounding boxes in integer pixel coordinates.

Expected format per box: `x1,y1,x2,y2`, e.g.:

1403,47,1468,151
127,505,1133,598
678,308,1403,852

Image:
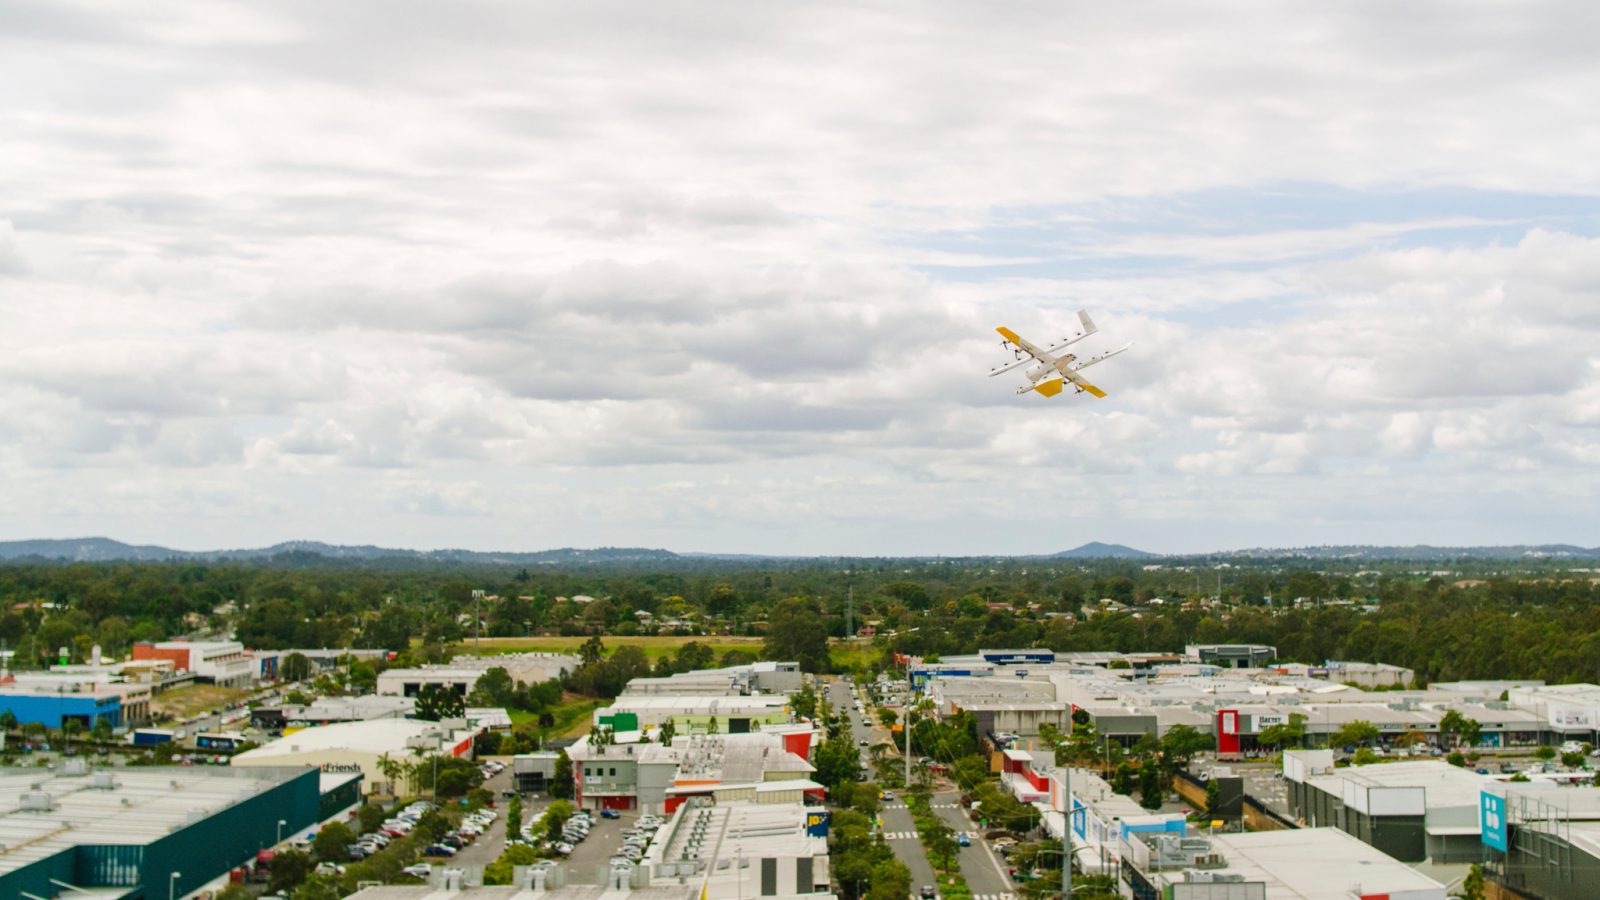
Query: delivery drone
989,311,1130,398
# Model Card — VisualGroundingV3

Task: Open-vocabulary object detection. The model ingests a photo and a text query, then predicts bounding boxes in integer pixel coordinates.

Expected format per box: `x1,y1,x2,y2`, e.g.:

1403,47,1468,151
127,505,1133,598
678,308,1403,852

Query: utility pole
905,662,912,789
1062,764,1073,900
474,590,482,657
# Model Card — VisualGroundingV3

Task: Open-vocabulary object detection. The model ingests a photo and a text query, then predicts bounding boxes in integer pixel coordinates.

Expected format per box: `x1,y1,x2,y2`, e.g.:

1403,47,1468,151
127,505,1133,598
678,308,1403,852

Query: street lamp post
277,819,287,844
169,871,181,900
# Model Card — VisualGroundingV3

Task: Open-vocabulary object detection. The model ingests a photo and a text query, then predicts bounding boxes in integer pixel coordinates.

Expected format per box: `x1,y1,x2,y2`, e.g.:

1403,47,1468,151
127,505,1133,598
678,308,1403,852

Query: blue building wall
0,692,122,728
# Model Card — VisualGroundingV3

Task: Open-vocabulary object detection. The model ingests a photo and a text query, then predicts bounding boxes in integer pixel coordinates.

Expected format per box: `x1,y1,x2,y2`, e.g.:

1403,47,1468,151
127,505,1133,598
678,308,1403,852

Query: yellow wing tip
1084,384,1107,398
996,326,1020,342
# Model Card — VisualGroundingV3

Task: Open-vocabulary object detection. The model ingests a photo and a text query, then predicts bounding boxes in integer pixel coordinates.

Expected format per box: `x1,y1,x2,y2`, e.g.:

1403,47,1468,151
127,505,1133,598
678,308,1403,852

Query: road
931,790,1014,900
827,679,938,900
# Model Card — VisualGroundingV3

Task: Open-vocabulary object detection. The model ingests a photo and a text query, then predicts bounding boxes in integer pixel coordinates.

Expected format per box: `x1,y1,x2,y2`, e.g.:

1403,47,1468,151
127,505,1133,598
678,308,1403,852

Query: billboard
805,810,830,838
1480,791,1508,852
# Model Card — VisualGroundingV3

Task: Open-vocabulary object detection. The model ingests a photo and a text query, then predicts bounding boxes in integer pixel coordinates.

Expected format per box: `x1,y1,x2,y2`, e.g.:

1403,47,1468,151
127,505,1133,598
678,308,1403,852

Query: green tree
506,794,522,843
1138,765,1163,811
546,799,575,842
1204,779,1221,814
549,750,574,799
467,667,517,707
281,652,312,682
1111,762,1136,795
269,849,313,893
1461,863,1485,900
790,682,819,721
312,821,354,862
1352,747,1379,766
764,597,832,673
1332,720,1381,749
484,842,541,885
1534,745,1557,761
1159,724,1211,769
415,683,465,721
1561,750,1586,769
1256,713,1308,750
923,817,957,871
813,734,863,790
92,717,113,742
866,858,911,900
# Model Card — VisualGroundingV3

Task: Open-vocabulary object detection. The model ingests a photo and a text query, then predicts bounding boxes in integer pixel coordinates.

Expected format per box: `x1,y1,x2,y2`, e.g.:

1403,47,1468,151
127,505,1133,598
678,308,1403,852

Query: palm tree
376,753,404,796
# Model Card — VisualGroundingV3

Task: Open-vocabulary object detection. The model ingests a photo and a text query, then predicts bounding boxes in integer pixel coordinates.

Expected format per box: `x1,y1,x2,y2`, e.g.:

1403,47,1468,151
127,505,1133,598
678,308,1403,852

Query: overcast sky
3,2,1598,556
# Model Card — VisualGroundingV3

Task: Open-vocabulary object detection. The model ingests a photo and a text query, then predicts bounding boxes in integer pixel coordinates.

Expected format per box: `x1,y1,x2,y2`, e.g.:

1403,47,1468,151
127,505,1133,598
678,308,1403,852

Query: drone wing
1062,368,1107,398
1074,341,1132,370
989,326,1051,377
1039,310,1099,356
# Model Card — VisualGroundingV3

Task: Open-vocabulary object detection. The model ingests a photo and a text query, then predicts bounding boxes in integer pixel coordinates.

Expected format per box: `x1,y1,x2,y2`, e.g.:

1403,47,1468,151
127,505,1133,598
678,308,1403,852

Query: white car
402,864,432,879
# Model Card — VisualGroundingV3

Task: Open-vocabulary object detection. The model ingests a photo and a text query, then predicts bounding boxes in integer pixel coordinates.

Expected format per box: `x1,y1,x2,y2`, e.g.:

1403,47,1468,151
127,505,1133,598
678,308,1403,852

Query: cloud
1,2,1599,552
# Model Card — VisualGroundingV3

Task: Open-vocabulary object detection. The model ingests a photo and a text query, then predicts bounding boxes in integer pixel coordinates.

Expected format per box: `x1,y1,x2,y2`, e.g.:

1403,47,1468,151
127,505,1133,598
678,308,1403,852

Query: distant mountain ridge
0,537,1595,564
0,537,678,565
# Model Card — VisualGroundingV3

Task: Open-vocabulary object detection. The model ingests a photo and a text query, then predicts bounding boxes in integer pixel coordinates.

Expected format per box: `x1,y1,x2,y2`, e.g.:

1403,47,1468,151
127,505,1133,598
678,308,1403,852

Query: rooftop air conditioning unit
93,771,116,790
20,792,55,812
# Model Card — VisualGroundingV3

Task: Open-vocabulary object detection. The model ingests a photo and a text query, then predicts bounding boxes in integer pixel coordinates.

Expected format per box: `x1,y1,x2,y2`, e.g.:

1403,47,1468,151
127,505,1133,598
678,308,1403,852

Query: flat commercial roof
0,765,301,877
1202,829,1446,898
234,718,454,759
348,886,697,900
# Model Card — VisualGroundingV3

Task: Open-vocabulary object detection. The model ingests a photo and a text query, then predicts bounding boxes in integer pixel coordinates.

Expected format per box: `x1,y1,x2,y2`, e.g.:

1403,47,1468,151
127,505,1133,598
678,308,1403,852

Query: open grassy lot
451,634,766,662
150,684,250,721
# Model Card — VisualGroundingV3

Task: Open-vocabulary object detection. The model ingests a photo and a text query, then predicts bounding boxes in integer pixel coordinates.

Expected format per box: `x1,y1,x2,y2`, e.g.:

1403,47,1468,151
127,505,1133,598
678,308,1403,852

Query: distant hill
0,537,679,565
0,537,187,562
1052,542,1157,559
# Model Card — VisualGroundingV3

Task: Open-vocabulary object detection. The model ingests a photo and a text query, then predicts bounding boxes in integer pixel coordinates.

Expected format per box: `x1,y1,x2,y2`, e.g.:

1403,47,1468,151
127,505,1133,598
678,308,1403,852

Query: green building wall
0,767,321,900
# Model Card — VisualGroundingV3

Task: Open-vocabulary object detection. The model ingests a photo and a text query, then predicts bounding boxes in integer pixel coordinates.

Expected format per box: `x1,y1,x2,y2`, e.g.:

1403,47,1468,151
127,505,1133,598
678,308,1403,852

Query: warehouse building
641,800,830,898
131,640,254,687
231,718,477,795
0,762,321,900
0,684,126,729
1122,827,1447,899
376,653,578,697
1282,752,1491,862
596,695,793,735
252,693,415,730
1480,783,1600,900
568,732,819,815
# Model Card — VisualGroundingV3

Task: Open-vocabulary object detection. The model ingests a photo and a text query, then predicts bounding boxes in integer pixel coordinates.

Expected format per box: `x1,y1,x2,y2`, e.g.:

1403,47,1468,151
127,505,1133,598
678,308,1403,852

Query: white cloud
1,2,1598,553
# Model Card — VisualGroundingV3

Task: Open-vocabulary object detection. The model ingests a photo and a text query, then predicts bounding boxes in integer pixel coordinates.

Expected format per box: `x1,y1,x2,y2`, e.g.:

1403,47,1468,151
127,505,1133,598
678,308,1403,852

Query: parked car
401,864,432,879
422,844,457,857
600,807,621,819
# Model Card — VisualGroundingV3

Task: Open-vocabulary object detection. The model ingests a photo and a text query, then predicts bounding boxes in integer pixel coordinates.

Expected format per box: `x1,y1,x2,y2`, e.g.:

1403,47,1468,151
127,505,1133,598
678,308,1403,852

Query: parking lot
561,811,628,884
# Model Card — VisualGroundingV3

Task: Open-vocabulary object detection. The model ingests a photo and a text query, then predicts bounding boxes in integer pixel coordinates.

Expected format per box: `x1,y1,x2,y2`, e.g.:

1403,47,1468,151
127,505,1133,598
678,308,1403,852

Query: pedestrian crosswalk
883,803,960,810
971,893,1016,900
883,831,918,840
